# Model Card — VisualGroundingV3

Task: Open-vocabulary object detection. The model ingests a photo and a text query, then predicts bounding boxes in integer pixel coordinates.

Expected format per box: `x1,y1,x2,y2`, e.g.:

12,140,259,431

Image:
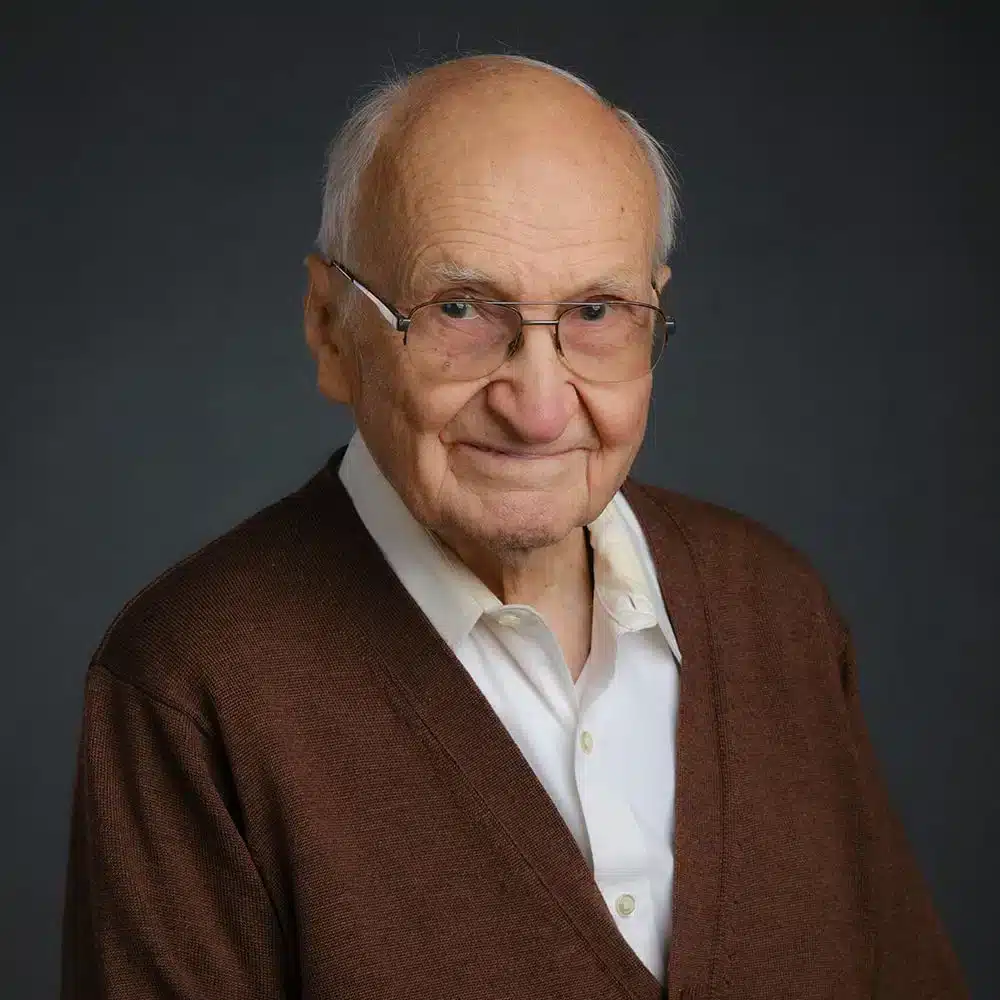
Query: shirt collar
339,431,681,662
588,489,682,661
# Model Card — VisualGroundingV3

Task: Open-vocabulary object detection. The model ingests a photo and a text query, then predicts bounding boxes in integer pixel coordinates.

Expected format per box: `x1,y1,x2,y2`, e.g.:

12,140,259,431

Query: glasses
322,258,676,384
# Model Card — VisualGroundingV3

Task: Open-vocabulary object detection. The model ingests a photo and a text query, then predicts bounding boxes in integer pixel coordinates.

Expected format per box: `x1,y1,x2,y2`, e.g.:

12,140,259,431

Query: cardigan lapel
623,481,724,1000
308,451,721,1000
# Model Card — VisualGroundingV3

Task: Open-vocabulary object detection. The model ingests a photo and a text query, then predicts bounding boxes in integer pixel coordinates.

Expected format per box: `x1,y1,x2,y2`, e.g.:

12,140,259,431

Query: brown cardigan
62,448,967,998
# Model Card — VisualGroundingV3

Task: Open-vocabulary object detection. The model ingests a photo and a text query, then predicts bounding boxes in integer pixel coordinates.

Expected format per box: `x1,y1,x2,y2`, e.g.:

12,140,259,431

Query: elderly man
62,55,966,999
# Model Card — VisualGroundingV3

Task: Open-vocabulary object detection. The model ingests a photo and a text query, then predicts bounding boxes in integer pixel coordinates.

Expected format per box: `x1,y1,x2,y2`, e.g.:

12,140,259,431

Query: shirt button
615,893,636,917
496,612,521,628
631,594,654,614
579,730,594,754
615,596,636,615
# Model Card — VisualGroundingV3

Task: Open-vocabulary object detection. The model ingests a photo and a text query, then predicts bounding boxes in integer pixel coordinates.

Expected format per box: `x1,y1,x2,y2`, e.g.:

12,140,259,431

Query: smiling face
309,60,668,568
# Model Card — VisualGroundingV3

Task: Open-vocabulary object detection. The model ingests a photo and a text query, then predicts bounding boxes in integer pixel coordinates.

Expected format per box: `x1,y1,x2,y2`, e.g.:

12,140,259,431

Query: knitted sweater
61,447,967,998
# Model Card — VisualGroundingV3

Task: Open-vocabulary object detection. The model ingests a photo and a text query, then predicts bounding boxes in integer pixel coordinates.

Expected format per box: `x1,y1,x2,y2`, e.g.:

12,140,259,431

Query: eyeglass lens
407,300,667,382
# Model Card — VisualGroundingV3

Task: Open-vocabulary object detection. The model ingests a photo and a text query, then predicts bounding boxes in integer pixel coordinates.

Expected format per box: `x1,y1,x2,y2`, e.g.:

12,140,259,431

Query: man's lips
457,443,577,459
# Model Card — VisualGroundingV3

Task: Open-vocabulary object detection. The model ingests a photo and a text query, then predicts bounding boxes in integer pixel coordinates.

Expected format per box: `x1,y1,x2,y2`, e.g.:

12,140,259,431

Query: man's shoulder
88,464,344,718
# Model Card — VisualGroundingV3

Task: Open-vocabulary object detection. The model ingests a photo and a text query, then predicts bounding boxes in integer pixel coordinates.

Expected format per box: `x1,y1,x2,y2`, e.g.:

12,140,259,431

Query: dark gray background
3,7,997,998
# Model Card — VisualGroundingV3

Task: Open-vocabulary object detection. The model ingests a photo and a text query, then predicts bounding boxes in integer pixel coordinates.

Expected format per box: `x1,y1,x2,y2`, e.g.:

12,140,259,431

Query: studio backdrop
2,8,997,998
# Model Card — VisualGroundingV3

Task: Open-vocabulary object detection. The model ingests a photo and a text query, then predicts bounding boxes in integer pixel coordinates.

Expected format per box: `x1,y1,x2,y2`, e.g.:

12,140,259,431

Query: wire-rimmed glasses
323,257,675,384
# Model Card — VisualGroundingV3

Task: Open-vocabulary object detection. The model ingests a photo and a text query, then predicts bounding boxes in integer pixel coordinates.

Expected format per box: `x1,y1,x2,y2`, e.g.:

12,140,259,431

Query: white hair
316,54,680,277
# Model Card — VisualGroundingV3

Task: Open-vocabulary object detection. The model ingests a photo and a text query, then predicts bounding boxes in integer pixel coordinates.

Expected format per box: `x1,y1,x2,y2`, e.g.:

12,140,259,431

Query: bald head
387,55,638,156
317,54,678,292
352,56,661,298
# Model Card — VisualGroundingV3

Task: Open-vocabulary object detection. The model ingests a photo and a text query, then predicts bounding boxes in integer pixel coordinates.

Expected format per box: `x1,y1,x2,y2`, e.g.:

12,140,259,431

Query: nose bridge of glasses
492,294,559,320
502,314,572,374
502,300,555,336
509,303,578,352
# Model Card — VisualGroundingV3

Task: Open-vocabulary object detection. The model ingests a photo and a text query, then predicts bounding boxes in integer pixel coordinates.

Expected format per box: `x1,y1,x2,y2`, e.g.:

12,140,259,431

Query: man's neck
446,526,595,681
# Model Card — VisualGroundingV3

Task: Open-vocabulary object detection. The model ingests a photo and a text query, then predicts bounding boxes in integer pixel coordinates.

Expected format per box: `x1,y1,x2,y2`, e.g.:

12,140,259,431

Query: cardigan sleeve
61,665,292,999
836,624,969,997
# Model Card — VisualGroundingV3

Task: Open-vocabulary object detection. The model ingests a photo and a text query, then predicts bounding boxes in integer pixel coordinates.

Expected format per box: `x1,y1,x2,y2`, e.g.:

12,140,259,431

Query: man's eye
439,301,477,320
579,302,610,321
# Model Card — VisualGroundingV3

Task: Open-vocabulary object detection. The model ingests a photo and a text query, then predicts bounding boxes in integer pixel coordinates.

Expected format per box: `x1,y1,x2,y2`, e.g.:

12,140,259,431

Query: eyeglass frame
320,256,676,377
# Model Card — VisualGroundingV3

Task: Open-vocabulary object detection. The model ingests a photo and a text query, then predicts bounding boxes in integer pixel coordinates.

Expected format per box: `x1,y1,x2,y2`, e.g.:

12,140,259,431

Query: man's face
313,69,667,560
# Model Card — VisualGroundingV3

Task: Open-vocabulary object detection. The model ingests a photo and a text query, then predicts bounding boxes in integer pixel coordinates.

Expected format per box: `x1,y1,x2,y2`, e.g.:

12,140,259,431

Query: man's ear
654,263,672,299
304,253,354,406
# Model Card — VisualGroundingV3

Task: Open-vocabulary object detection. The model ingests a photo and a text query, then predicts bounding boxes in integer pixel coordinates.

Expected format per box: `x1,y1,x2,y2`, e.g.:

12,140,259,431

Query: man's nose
484,321,575,444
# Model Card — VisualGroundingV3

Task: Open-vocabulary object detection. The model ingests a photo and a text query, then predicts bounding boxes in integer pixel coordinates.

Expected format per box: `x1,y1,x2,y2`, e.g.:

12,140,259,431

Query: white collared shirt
339,431,681,982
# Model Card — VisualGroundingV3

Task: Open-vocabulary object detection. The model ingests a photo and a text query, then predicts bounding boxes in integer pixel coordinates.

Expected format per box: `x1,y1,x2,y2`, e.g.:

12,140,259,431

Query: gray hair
316,55,680,277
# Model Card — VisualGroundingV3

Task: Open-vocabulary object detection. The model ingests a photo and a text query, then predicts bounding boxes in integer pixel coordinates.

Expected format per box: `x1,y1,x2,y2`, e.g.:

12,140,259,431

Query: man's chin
447,501,583,556
476,524,570,556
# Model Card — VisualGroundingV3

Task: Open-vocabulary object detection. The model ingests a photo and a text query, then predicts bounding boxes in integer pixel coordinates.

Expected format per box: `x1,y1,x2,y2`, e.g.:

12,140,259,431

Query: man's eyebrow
415,261,648,302
573,274,649,300
418,261,503,296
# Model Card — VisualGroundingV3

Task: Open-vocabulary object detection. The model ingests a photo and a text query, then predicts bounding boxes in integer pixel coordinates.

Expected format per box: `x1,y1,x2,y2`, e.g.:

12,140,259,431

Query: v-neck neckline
308,451,724,999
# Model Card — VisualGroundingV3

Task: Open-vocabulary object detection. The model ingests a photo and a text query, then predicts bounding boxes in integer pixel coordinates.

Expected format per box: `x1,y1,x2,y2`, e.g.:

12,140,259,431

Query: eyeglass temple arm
325,258,410,332
651,276,677,338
